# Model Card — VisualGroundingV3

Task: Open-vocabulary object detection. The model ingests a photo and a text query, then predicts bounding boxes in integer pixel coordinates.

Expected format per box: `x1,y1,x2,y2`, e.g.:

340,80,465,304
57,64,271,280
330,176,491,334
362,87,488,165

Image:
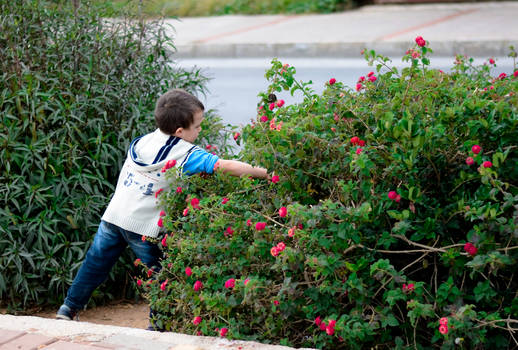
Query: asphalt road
175,57,516,127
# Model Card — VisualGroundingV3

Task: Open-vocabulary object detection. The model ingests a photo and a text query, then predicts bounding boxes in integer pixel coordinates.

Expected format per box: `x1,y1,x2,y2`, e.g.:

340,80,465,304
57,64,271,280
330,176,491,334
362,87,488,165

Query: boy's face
174,110,204,143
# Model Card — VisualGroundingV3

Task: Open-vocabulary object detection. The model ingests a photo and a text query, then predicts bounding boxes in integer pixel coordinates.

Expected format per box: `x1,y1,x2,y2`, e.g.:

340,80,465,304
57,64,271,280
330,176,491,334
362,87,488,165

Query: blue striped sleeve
182,149,220,176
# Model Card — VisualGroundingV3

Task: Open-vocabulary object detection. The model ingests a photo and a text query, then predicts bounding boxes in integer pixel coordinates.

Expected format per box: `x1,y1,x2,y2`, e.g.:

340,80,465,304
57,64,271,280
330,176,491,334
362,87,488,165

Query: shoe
56,304,79,321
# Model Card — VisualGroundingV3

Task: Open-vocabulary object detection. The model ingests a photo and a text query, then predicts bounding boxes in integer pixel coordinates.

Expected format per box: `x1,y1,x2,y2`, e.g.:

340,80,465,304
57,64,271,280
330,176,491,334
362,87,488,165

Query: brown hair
154,89,204,134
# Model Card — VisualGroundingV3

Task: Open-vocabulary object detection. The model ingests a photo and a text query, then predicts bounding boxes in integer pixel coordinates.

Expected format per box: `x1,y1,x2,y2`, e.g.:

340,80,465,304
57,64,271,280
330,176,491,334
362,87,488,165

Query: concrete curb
0,315,316,350
174,40,518,58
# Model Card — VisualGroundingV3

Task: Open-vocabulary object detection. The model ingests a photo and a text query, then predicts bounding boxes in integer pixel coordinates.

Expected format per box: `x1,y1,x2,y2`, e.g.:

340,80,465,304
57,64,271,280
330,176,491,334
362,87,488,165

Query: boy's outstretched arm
215,159,268,179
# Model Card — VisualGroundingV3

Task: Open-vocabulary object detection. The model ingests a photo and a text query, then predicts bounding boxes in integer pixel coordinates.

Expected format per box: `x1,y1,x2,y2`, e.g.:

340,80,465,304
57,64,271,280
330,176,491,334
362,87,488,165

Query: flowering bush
143,39,518,348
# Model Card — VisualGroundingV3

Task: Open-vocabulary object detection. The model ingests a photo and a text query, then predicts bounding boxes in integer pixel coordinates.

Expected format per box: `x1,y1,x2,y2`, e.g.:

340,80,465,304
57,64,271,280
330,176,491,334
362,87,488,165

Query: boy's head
155,89,204,142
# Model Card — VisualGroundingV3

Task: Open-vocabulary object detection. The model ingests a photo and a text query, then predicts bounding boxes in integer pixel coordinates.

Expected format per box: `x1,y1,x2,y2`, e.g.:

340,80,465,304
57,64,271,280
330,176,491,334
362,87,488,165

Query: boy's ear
173,127,184,137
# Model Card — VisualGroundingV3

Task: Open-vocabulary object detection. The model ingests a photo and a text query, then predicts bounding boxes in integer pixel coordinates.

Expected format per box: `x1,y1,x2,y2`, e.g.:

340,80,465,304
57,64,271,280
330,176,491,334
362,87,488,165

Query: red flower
279,206,287,218
464,242,478,256
388,191,397,200
270,246,279,257
402,283,415,293
466,157,474,165
134,258,141,267
141,235,147,242
157,218,164,228
160,279,168,291
185,267,192,276
415,36,426,47
319,322,326,331
260,115,269,122
471,144,481,154
224,278,235,289
256,222,266,231
367,71,374,77
288,226,296,237
147,269,153,278
276,99,285,107
206,144,212,150
439,317,449,326
244,278,250,285
277,242,286,251
271,175,280,183
176,186,182,193
222,197,229,204
246,219,252,226
273,300,280,306
161,159,177,173
220,327,228,337
327,320,336,328
183,207,189,216
193,280,203,291
395,194,401,203
489,58,495,64
356,83,363,91
329,78,336,85
233,132,240,141
358,76,365,82
161,234,168,247
297,223,304,230
499,72,507,80
514,70,518,78
193,316,202,326
190,197,200,209
155,188,164,198
315,316,322,326
350,136,360,145
439,324,448,335
356,147,363,155
225,226,234,237
482,161,492,168
136,279,142,287
159,210,166,217
269,102,276,111
358,139,366,146
412,51,420,59
326,325,335,335
368,75,377,82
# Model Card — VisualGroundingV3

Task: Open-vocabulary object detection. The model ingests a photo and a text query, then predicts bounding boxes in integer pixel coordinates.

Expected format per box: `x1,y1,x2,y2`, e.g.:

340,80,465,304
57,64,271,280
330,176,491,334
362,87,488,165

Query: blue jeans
64,220,161,311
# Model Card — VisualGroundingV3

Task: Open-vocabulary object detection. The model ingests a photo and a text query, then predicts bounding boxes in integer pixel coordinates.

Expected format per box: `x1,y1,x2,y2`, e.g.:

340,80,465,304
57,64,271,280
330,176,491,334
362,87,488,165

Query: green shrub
144,41,518,348
0,0,231,309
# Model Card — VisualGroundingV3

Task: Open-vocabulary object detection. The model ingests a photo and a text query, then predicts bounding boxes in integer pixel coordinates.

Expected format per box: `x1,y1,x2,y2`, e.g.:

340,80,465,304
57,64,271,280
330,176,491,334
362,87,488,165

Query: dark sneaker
56,304,79,321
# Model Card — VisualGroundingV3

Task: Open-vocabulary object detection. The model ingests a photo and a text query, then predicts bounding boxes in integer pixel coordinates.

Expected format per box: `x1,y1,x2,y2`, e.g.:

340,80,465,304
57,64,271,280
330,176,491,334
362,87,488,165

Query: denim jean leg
123,230,162,270
64,221,127,310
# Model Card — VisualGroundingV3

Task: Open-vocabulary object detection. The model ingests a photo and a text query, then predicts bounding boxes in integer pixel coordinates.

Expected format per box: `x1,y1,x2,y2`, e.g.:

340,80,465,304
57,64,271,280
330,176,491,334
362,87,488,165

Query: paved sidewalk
167,1,518,58
0,315,316,350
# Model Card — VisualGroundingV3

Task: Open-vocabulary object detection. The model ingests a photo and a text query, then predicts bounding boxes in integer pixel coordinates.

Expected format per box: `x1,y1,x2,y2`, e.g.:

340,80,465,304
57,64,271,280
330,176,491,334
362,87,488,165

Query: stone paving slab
0,330,25,346
0,332,56,350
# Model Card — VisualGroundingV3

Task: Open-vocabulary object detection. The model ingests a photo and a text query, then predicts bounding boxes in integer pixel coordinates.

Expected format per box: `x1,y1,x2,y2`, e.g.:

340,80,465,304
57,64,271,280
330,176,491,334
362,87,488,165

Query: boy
56,89,268,324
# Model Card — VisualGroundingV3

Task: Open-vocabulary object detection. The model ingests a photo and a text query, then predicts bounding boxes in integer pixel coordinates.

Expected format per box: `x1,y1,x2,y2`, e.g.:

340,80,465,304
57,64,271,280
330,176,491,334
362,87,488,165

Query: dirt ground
28,300,150,329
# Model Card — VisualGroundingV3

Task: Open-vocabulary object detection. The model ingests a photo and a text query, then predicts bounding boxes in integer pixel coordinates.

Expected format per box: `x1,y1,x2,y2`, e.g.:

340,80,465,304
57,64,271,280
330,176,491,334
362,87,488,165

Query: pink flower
193,280,203,291
141,235,147,242
244,278,250,285
224,278,235,289
260,115,269,122
368,75,377,82
464,242,478,256
219,327,228,337
276,99,285,107
395,194,401,203
185,267,192,276
358,76,365,82
331,127,336,132
314,316,322,326
246,219,252,226
270,246,279,257
288,226,296,237
269,102,276,111
412,51,420,59
358,139,366,146
147,269,153,278
134,258,141,266
256,222,266,231
326,325,335,335
482,161,492,168
157,218,164,228
356,83,363,91
367,71,374,77
233,132,240,141
415,36,426,47
225,226,234,237
388,191,398,200
222,197,229,204
439,317,449,326
406,283,415,292
206,144,212,150
319,322,326,331
183,208,189,216
279,206,287,218
160,279,168,291
471,144,481,154
161,159,177,173
327,320,336,328
356,147,363,155
439,324,448,335
329,78,336,85
271,175,280,183
159,210,166,217
193,316,202,326
490,85,494,90
273,300,280,306
190,197,200,209
277,242,286,251
161,234,168,247
489,58,495,64
176,186,182,193
499,72,507,80
514,70,518,78
350,136,360,145
155,188,164,198
466,157,474,165
137,279,142,287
